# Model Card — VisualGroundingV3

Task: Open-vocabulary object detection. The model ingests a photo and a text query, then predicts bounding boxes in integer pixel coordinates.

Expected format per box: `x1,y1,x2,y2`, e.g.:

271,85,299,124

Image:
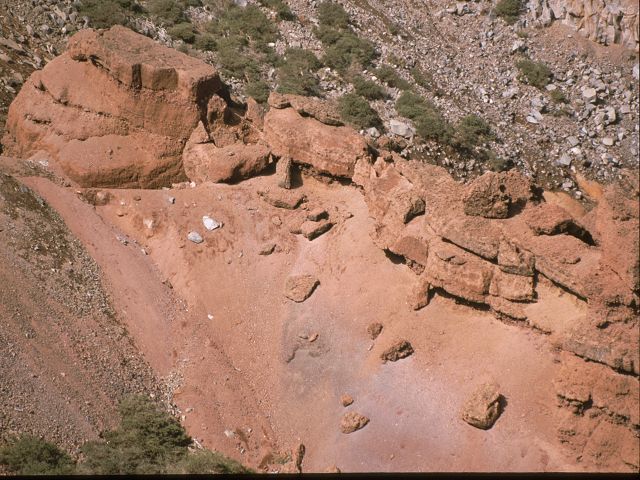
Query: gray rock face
526,0,639,50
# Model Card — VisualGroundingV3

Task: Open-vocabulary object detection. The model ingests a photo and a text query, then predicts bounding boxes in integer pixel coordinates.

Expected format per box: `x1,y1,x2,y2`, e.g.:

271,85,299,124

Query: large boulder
263,107,370,178
2,26,222,188
462,171,537,219
182,122,271,183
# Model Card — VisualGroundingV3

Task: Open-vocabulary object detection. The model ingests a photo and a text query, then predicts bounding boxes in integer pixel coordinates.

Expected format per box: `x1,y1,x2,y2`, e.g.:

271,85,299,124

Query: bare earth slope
0,23,638,473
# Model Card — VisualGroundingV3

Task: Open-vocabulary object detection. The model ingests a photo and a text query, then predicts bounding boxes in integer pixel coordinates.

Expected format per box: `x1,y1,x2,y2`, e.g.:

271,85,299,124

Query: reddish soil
10,170,603,472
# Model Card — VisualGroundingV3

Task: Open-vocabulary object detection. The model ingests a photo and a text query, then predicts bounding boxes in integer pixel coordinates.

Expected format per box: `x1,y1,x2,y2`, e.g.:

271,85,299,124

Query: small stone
187,231,203,244
300,220,333,240
167,196,176,204
380,340,414,363
340,394,354,407
276,156,292,190
284,275,319,302
556,154,572,167
601,137,614,146
307,208,328,222
461,383,503,430
203,215,222,231
259,189,306,209
581,87,597,101
340,412,369,434
367,322,383,340
259,243,276,255
308,333,318,342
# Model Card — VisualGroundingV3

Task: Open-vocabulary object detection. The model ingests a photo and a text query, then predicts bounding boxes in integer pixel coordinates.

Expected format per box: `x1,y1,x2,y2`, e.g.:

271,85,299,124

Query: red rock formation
3,26,224,187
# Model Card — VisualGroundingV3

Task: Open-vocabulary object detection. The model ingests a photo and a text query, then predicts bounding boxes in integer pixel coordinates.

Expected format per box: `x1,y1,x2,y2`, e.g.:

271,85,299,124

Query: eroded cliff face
527,0,639,50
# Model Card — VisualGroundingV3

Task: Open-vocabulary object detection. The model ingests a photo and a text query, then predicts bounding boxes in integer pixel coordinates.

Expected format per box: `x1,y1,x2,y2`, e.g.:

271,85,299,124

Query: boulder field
2,26,638,472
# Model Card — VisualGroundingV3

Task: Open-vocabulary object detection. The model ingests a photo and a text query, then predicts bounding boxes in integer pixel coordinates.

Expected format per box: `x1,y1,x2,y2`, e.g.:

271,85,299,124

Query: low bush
206,4,277,51
258,0,296,21
396,91,452,143
168,450,250,474
314,1,377,73
0,396,250,475
276,48,322,96
168,22,196,43
317,1,351,29
453,114,494,151
322,30,377,72
0,435,76,475
485,151,513,172
353,75,385,100
411,67,432,90
549,89,568,104
246,80,271,103
338,93,381,129
147,0,186,26
193,33,217,51
80,396,192,474
374,65,411,90
77,0,142,28
495,0,522,25
516,59,552,89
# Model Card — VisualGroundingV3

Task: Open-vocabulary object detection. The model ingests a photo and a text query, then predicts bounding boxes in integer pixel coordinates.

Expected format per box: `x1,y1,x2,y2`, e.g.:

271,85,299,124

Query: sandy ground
17,169,591,472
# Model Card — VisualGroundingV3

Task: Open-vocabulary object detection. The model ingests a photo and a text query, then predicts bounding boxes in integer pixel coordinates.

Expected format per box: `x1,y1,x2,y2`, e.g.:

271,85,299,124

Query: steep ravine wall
527,0,639,50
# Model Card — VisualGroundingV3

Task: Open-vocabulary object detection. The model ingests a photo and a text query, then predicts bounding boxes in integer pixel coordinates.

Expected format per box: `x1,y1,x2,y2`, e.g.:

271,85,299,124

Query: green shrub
169,22,196,43
246,80,271,103
516,59,552,89
322,30,377,72
485,151,512,172
338,93,381,129
453,114,494,151
0,435,76,475
258,0,296,21
276,48,322,96
549,89,568,104
214,37,261,80
193,33,217,51
168,450,251,474
77,0,142,28
147,0,186,26
318,1,350,29
81,396,192,474
495,0,522,25
396,91,452,143
411,67,432,90
374,65,411,90
206,4,277,51
353,75,385,100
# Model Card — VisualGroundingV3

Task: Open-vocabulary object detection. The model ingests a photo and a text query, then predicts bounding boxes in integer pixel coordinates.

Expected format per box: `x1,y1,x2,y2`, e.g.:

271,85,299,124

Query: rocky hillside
0,0,638,194
1,21,638,472
0,0,638,474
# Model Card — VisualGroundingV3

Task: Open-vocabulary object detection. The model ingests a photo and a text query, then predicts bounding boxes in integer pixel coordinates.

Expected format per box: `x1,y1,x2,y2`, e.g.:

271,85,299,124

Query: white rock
581,87,597,100
187,231,203,244
602,137,614,146
203,216,222,231
389,119,416,138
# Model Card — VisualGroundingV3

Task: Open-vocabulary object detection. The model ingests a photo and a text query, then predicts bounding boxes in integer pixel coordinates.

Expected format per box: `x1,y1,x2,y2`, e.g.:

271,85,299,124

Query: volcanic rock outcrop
1,25,272,188
3,25,638,473
356,154,639,376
